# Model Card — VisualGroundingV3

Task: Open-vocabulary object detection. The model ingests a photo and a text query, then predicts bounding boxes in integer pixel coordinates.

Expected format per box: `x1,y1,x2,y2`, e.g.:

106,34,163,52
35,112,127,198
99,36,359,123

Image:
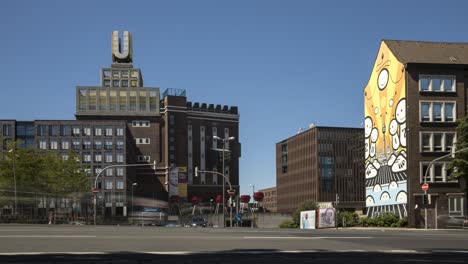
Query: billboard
317,208,336,228
364,41,408,218
300,210,316,229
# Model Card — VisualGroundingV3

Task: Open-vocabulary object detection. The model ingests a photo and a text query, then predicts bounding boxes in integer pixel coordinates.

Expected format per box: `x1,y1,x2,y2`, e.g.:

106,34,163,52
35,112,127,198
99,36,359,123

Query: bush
279,220,298,228
359,213,407,228
337,211,359,227
292,200,318,227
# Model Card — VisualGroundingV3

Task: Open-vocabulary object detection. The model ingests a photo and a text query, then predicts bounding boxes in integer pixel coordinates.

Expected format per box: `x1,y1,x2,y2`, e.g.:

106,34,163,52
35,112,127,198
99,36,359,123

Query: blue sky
1,0,468,194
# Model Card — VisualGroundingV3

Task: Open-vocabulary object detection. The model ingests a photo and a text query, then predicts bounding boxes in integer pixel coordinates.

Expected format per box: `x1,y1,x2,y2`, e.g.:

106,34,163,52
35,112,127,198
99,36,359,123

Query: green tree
448,115,468,182
292,200,318,227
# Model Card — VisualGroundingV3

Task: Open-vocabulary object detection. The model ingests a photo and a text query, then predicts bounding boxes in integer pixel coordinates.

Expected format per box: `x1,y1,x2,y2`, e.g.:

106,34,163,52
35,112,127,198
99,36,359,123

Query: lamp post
423,146,468,230
249,184,254,228
93,161,157,226
213,136,235,228
131,182,138,222
8,149,17,216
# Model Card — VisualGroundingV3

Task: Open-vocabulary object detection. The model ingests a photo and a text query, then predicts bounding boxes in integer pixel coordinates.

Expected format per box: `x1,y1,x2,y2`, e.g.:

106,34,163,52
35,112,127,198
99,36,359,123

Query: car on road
164,220,182,228
437,214,468,229
190,216,207,227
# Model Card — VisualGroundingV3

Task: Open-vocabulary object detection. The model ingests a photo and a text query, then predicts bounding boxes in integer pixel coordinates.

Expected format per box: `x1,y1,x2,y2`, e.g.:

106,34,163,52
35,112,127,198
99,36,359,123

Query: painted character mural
364,41,408,218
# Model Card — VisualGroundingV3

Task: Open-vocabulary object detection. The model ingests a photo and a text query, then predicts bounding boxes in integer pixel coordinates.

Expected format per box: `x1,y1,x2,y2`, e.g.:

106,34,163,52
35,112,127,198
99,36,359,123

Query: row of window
82,166,125,177
136,155,151,162
104,179,125,190
420,101,455,122
78,89,158,112
420,162,457,183
420,132,456,153
132,120,150,127
103,69,139,79
135,138,150,145
38,139,124,150
37,125,124,137
419,75,456,92
103,79,139,88
82,152,124,163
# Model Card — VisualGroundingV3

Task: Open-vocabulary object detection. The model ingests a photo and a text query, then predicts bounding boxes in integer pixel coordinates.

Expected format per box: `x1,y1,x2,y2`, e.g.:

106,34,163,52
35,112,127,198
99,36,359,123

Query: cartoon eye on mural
364,41,407,218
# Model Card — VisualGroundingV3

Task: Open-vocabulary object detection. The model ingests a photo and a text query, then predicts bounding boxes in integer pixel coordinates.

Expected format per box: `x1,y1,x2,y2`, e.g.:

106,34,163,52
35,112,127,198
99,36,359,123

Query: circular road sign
421,183,429,191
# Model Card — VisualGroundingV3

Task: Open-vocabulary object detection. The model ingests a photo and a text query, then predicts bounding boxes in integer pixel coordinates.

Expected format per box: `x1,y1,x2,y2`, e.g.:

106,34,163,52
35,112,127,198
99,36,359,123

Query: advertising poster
317,208,336,228
300,210,316,229
178,167,187,183
169,167,179,197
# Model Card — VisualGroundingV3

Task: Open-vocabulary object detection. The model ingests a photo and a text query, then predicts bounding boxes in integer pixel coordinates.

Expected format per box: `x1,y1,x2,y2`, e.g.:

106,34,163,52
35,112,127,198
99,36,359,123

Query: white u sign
112,31,132,62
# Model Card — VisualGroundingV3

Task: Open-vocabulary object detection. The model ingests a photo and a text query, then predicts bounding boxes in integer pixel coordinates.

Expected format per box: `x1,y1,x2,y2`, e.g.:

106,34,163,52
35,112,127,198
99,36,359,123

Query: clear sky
1,0,468,195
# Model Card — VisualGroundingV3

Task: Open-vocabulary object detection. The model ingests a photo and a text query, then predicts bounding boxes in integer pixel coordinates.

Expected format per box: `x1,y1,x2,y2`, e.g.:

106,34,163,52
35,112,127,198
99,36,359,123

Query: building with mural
364,40,467,228
0,31,241,221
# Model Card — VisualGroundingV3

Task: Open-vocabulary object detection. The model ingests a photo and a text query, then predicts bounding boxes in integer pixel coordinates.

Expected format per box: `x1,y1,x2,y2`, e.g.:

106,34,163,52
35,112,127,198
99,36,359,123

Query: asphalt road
0,225,467,263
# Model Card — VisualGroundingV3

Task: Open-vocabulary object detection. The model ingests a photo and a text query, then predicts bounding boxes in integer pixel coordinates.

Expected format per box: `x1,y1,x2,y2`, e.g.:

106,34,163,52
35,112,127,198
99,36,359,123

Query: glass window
433,103,442,122
129,91,137,111
443,78,454,92
422,133,431,152
105,180,113,190
61,125,70,136
83,152,91,163
105,153,113,163
169,115,175,125
116,180,124,190
433,133,443,151
104,139,113,150
38,139,47,150
61,153,69,161
449,196,463,216
99,90,107,111
49,125,60,136
420,77,430,91
119,91,127,111
434,164,443,182
94,127,102,136
116,127,124,136
94,140,102,150
116,140,124,150
116,168,124,176
103,80,110,87
94,153,102,163
2,125,12,137
61,139,69,150
83,127,91,136
94,166,102,175
121,70,129,78
112,71,119,78
130,70,138,78
72,126,80,136
109,91,117,111
103,70,110,77
83,139,91,150
150,91,158,112
72,139,81,150
116,153,124,163
37,125,47,136
79,89,88,111
89,90,97,110
445,133,455,152
112,80,120,87
445,103,455,122
140,91,147,111
130,80,138,87
105,127,113,136
432,79,442,91
121,80,128,87
106,168,113,176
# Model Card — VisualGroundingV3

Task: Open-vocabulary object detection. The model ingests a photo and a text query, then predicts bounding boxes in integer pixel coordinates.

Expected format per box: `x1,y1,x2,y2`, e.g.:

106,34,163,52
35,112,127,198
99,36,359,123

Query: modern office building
0,31,241,219
276,126,364,213
364,40,467,228
258,186,277,212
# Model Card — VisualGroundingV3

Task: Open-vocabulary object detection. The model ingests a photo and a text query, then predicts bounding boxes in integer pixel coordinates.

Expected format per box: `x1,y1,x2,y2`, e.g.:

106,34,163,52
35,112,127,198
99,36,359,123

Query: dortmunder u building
0,31,241,220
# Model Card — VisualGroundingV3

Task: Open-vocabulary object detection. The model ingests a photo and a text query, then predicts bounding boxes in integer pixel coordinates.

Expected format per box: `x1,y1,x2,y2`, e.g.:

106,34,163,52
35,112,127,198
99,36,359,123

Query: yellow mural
364,41,408,217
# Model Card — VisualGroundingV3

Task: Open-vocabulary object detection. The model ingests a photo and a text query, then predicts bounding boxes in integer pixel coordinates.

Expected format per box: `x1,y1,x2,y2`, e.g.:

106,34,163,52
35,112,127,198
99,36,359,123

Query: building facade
258,186,277,212
276,126,364,213
364,40,467,228
0,31,241,220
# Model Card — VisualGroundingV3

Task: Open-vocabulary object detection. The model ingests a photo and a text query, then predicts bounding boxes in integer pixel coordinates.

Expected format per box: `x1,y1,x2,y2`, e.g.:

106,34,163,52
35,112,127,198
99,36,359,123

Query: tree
448,115,468,182
292,200,318,227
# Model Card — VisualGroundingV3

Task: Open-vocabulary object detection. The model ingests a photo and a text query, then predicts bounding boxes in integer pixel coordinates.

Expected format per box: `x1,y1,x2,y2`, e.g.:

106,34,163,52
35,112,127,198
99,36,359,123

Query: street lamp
249,184,255,228
131,182,138,223
423,146,468,230
8,149,17,216
213,136,235,228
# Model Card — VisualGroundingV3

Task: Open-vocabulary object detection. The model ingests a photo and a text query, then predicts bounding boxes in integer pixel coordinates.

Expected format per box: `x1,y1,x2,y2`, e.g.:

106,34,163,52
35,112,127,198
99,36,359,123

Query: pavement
0,225,466,263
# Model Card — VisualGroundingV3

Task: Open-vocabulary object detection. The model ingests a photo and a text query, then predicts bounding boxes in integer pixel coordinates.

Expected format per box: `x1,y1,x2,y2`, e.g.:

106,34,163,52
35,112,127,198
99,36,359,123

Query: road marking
0,235,96,238
243,236,373,239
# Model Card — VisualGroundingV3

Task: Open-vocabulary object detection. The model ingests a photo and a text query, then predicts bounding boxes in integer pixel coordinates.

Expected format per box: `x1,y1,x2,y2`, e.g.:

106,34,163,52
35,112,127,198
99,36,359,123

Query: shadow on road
0,250,466,264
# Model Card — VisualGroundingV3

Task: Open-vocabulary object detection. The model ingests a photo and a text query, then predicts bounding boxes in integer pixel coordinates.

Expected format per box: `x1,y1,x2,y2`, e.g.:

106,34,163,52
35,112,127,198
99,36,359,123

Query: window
420,162,458,183
83,153,91,163
116,153,124,163
2,125,12,137
94,166,102,175
94,127,102,136
105,153,113,163
103,70,110,77
104,139,113,150
137,155,151,162
130,80,137,87
419,75,456,92
112,71,119,78
94,140,102,150
129,91,137,110
49,125,59,136
61,153,69,161
121,80,128,87
82,139,91,150
116,140,124,150
109,90,117,111
105,127,113,136
449,196,464,216
72,126,80,136
72,139,81,150
135,138,150,144
169,115,175,125
420,132,456,152
94,153,102,163
38,139,47,150
132,120,150,127
121,70,129,78
116,168,124,176
83,127,91,136
106,168,113,176
281,143,288,174
116,127,124,136
130,70,138,78
103,80,110,87
119,91,127,111
112,80,120,87
420,102,456,122
61,125,70,136
61,139,69,150
116,180,124,190
37,125,47,136
105,180,113,190
50,139,58,150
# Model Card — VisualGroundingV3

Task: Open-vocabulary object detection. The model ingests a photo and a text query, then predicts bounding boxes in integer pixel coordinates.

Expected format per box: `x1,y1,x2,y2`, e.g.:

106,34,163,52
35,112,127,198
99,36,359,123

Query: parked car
164,220,181,228
190,216,207,227
437,214,467,229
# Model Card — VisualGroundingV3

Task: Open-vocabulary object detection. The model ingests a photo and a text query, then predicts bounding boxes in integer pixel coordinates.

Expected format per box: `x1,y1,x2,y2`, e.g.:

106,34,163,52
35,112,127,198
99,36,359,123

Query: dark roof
384,39,468,65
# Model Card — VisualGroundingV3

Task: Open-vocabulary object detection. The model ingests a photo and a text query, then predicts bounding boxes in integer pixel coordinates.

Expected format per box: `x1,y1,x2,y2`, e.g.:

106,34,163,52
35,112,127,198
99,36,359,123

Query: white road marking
243,236,373,239
0,235,96,238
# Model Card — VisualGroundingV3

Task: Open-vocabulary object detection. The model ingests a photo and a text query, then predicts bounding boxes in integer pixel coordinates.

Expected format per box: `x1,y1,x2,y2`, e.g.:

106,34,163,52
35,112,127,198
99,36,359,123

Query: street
0,225,467,263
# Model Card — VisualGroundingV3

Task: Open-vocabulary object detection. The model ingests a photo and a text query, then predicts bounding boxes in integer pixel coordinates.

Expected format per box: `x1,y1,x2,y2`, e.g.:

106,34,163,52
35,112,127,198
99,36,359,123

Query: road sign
92,188,99,193
421,183,429,191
